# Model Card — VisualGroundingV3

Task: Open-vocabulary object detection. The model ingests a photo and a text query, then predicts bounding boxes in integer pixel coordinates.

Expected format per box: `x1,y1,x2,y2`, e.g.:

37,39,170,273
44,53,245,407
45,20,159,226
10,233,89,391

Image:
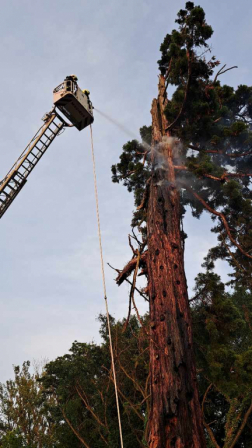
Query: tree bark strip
147,76,206,448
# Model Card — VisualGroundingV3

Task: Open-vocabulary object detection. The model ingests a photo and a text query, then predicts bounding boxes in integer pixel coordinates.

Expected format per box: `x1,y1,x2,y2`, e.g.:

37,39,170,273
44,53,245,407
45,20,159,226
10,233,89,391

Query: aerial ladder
0,75,94,219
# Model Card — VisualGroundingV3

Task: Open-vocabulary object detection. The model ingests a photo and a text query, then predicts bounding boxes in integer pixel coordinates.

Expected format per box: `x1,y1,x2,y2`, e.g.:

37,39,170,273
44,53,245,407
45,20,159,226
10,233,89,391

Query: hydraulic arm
0,75,93,219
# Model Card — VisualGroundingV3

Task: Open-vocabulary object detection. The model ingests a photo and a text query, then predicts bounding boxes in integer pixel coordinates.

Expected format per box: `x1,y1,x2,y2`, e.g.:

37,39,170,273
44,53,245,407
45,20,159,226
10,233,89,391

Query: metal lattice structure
0,110,66,219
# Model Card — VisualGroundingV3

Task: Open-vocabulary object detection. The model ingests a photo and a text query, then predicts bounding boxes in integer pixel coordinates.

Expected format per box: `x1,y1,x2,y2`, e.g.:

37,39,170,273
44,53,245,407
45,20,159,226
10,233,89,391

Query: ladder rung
48,127,56,136
3,190,11,198
21,164,31,172
12,178,22,187
30,152,39,161
7,183,16,191
15,172,25,179
44,133,53,139
25,159,35,167
34,145,43,154
52,121,61,130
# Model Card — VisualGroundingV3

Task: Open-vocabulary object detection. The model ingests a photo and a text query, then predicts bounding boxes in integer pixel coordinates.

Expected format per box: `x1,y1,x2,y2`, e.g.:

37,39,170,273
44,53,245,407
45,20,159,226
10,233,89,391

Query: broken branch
115,251,148,285
107,263,149,301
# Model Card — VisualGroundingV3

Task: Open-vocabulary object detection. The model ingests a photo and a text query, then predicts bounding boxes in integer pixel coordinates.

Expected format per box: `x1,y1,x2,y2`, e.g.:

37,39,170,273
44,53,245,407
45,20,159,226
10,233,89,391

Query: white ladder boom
0,110,66,219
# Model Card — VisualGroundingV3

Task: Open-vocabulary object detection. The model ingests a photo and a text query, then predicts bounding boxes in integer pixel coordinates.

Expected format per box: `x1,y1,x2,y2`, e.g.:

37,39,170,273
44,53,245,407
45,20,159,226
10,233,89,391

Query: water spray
94,107,151,152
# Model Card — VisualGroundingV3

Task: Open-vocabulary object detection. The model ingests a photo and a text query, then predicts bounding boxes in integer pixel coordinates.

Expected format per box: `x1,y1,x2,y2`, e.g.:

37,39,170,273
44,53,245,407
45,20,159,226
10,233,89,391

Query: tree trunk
147,76,206,448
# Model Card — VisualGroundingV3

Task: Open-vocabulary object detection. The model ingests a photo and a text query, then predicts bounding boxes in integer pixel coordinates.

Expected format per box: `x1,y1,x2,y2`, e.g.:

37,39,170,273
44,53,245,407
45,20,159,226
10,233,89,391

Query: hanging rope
89,124,124,448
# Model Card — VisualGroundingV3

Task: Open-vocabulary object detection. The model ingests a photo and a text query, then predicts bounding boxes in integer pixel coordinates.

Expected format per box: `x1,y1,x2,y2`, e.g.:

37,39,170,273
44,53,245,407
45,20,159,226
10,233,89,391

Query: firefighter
65,74,78,82
83,89,92,108
82,89,90,97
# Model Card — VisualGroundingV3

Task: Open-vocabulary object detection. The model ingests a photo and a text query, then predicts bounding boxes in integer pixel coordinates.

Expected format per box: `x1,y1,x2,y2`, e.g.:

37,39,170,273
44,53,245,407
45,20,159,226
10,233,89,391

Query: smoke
152,136,183,171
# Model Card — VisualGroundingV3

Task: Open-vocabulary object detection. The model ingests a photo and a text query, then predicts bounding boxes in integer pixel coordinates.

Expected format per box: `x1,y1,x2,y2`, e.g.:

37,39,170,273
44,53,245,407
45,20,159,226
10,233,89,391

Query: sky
0,0,251,381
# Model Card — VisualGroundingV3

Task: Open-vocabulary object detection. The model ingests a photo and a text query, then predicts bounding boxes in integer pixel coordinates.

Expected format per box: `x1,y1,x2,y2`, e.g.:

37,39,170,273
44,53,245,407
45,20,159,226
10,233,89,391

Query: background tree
41,314,150,448
192,273,252,447
0,361,58,448
1,304,252,447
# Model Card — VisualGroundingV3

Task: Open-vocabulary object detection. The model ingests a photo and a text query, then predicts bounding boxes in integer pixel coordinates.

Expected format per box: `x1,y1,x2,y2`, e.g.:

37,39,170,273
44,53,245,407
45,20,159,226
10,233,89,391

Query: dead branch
131,228,144,247
179,181,252,260
138,267,148,277
115,251,148,285
137,178,151,211
131,290,145,329
124,250,141,331
128,234,138,256
107,263,149,301
213,64,238,83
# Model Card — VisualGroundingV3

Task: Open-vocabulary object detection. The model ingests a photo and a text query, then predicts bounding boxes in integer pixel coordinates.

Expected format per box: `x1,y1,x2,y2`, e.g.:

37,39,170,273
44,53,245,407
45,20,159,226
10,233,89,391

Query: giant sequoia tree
112,2,252,447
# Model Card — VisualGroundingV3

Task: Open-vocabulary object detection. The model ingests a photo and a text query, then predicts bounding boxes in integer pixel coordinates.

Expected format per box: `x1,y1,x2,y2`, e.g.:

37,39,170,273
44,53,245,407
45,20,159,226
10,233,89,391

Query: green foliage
40,315,149,448
192,273,252,446
111,127,152,228
1,305,252,447
1,430,24,448
0,361,59,448
112,2,252,288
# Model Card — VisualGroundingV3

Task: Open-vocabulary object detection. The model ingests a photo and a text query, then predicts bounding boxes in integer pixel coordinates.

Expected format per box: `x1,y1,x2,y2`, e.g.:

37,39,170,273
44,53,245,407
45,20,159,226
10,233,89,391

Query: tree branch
102,365,145,422
107,263,149,301
137,178,151,210
201,384,220,448
128,234,138,255
62,407,91,448
213,64,238,83
174,164,252,182
188,144,252,158
228,401,252,448
75,383,107,429
189,285,208,303
124,250,141,331
115,251,148,285
179,181,252,259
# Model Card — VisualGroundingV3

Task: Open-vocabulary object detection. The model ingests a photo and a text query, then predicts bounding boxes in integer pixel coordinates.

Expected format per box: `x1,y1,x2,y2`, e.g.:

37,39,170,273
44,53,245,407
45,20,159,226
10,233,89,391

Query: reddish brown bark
147,76,206,448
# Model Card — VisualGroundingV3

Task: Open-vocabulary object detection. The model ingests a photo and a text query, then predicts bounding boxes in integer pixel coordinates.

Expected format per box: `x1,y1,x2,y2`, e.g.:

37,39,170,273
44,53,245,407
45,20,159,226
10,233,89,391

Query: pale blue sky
0,0,251,381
